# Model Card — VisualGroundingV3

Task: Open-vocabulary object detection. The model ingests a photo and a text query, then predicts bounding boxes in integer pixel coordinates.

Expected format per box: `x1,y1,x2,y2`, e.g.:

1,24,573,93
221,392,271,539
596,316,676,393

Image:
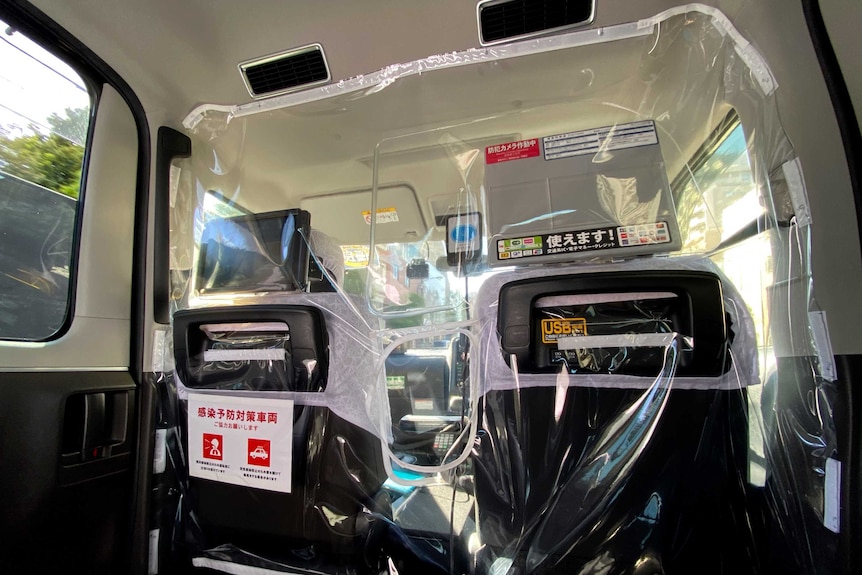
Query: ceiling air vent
478,0,595,45
239,44,330,99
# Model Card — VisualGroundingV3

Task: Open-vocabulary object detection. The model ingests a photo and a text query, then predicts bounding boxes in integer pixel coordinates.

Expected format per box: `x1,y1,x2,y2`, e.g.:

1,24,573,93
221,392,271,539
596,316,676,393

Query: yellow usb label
541,318,588,344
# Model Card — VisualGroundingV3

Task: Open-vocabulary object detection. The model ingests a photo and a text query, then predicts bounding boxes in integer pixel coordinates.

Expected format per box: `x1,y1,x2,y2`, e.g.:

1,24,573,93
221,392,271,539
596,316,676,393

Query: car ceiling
23,0,747,215
26,0,742,126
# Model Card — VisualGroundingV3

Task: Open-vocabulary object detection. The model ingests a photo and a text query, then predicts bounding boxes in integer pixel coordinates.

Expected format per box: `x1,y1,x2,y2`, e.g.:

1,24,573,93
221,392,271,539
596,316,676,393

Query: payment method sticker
497,236,544,260
497,222,671,261
386,375,406,390
541,318,588,344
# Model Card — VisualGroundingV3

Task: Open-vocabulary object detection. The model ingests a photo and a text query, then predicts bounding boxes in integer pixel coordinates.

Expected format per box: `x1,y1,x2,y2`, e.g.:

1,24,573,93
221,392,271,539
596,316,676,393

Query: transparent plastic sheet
536,298,677,375
155,297,462,575
476,256,758,393
471,261,755,574
157,4,840,574
188,324,299,392
168,211,481,572
475,335,703,575
173,292,382,435
371,323,478,471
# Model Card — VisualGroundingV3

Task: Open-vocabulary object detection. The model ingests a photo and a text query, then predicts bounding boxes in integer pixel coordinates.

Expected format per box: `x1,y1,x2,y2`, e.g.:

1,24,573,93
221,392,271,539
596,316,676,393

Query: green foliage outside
46,107,89,145
0,107,88,199
343,268,368,296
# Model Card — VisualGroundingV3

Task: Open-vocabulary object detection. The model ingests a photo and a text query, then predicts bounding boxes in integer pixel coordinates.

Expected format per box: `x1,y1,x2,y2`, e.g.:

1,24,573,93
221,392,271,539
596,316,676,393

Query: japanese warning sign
188,392,294,493
485,138,540,164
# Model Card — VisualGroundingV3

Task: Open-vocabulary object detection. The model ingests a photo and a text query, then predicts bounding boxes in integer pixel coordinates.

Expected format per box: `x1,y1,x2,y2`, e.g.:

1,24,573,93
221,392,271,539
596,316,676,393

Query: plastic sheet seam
782,158,812,226
182,22,655,129
808,310,836,381
637,3,777,95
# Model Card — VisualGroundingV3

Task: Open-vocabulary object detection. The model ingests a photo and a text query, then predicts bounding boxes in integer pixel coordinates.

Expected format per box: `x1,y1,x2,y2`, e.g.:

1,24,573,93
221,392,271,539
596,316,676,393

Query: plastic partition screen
152,6,840,575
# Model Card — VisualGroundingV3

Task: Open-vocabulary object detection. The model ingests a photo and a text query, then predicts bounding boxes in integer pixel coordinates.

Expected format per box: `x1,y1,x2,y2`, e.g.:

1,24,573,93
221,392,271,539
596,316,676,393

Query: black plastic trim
0,371,137,573
154,127,191,324
478,0,595,45
173,305,329,392
241,45,330,97
834,355,861,575
498,270,729,377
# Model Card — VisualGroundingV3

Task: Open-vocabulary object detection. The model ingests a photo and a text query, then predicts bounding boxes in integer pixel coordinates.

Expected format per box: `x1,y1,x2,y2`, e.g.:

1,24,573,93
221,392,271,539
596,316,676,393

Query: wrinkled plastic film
476,334,687,573
173,291,382,437
157,5,841,574
161,226,473,573
714,5,840,567
476,257,758,393
153,310,456,574
467,254,759,572
190,323,298,391
375,324,480,483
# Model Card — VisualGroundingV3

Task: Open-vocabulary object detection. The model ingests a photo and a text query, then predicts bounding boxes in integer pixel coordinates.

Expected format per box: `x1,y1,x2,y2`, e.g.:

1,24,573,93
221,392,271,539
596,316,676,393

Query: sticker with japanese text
541,318,588,344
188,393,293,493
362,207,399,225
485,138,540,164
543,120,658,161
496,222,671,260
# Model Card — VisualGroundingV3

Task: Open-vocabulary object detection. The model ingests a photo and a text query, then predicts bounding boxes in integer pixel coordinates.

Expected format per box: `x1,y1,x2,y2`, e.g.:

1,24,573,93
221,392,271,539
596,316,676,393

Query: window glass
677,122,772,355
677,121,762,253
0,20,91,340
202,190,246,220
676,118,774,486
342,241,468,333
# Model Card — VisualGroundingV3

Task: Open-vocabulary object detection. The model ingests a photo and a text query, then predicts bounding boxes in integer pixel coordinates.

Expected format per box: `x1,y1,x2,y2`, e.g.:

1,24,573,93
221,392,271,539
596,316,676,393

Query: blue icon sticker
451,224,477,243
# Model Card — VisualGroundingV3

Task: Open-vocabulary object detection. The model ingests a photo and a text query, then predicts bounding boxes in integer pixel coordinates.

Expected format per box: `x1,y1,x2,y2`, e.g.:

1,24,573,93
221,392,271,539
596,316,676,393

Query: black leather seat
170,298,390,573
471,265,759,574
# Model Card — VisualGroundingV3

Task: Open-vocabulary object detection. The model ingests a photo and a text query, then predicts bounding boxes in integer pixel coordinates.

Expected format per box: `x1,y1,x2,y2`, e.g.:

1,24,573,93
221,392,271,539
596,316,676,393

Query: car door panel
0,372,135,572
0,5,144,571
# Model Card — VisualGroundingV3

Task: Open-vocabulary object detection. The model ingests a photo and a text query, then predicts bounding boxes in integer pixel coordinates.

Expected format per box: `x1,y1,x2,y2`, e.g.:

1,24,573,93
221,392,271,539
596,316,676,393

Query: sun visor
299,184,425,245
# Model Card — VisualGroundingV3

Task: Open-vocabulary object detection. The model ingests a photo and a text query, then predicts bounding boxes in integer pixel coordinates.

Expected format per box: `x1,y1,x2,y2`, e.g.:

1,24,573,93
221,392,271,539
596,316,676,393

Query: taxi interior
0,1,860,575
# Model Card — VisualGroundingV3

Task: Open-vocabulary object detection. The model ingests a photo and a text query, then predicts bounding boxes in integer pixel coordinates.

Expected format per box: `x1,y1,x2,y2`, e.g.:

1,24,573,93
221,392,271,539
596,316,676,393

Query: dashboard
385,334,470,466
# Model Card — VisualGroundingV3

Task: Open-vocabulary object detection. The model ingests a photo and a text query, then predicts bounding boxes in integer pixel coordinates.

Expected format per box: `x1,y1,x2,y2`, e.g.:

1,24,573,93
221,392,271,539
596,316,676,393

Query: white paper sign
188,393,294,493
824,457,841,533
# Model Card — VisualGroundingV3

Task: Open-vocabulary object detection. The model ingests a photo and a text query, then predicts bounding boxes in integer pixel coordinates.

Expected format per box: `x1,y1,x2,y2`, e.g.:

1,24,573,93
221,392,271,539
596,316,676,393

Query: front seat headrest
308,228,345,287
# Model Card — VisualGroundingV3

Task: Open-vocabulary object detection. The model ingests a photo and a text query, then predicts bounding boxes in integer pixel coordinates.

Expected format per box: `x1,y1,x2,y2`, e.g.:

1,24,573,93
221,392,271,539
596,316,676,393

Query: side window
0,20,92,340
675,114,774,486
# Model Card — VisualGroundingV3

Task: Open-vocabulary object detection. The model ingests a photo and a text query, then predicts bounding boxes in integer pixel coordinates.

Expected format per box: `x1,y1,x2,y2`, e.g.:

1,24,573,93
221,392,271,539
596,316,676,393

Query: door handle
81,392,106,461
63,390,130,462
